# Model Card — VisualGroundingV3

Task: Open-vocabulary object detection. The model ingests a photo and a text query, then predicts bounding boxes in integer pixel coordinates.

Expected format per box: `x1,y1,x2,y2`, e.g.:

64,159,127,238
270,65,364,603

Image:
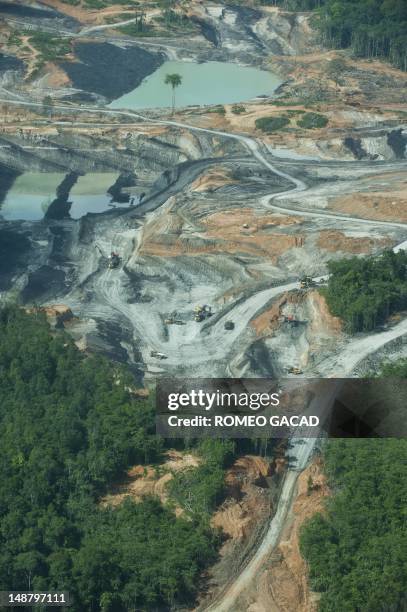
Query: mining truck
300,276,316,289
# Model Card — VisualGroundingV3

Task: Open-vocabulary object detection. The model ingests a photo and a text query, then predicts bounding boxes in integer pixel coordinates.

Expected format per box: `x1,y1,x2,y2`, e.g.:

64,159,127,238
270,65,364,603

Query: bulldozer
288,366,303,375
194,305,213,322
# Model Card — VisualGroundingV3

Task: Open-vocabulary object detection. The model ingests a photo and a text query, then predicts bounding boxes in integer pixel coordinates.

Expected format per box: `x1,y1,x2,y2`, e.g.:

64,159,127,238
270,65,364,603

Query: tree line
264,0,407,70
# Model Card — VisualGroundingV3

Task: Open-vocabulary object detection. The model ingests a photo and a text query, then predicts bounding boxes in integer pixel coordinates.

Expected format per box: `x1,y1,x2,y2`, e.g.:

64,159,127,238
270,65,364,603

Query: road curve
2,97,407,611
2,97,407,231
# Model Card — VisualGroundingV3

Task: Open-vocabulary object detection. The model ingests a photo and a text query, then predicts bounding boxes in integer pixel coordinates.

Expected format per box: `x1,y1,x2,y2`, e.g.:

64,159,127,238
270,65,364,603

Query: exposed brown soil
211,456,272,540
306,290,342,336
100,450,200,512
247,459,329,612
26,304,75,327
140,208,304,261
43,63,72,88
251,292,301,337
190,166,237,192
331,186,407,224
196,453,288,609
317,230,392,253
39,0,149,25
251,289,342,342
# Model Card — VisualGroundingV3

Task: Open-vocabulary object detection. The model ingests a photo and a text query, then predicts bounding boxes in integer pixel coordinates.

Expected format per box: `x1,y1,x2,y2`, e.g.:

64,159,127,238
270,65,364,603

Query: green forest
300,437,407,611
322,250,407,333
266,0,407,70
380,357,407,377
0,306,236,611
300,359,407,611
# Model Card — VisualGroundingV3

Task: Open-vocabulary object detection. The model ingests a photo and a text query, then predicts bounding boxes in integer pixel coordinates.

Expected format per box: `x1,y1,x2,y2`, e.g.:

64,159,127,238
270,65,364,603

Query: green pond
0,172,123,221
109,60,281,110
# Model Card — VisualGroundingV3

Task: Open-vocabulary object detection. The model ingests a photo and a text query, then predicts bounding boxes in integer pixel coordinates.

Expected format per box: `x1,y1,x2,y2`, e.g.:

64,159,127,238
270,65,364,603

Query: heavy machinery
96,244,121,269
194,305,213,322
288,366,303,375
164,317,185,325
108,252,121,269
279,314,306,327
280,314,297,324
300,276,316,289
150,350,168,360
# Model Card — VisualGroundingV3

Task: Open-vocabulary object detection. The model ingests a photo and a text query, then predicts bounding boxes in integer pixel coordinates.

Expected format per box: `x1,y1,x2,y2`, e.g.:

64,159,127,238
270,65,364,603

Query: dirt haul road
3,99,407,378
3,99,407,610
5,98,406,375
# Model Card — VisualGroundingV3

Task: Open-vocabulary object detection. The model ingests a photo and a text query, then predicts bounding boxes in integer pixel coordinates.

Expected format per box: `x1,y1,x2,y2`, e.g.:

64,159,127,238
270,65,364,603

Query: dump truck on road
300,276,316,289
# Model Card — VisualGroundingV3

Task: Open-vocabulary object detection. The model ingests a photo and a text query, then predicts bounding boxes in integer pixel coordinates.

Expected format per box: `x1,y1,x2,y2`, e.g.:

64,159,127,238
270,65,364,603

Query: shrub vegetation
297,111,328,128
255,115,290,132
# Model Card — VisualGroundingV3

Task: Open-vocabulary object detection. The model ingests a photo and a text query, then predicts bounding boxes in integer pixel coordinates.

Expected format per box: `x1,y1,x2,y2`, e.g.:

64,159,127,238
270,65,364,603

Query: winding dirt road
3,97,407,610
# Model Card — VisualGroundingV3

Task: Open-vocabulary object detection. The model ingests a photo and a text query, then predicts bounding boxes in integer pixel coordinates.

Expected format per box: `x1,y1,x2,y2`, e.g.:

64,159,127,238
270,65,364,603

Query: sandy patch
317,229,393,253
331,190,407,224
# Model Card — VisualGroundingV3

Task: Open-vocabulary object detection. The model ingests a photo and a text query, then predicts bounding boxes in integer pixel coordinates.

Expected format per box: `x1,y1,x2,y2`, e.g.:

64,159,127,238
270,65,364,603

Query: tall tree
164,73,182,114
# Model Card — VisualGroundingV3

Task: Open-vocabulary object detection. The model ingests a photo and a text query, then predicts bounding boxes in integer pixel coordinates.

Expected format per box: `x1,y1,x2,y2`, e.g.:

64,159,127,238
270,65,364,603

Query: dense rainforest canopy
266,0,407,70
322,250,407,333
300,360,407,611
0,306,236,611
300,438,407,611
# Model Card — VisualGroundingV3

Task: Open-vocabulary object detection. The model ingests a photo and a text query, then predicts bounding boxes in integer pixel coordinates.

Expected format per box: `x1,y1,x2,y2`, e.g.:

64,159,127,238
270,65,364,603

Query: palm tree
164,73,182,115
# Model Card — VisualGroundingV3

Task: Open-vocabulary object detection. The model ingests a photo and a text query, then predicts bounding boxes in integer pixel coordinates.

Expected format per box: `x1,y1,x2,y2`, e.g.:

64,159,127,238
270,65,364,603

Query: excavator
194,305,213,322
95,244,121,269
